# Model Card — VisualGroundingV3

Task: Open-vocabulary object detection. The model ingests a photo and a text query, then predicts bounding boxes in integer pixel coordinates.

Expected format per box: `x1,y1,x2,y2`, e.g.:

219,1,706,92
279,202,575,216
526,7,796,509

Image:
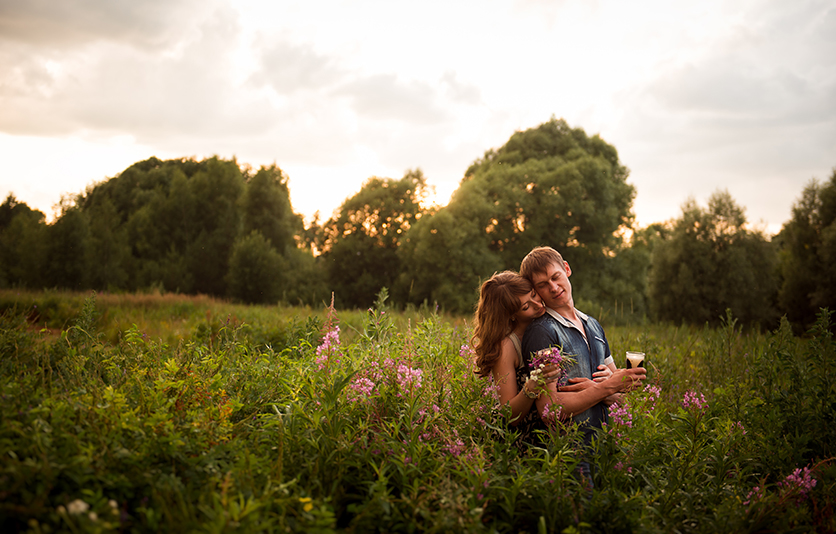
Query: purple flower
643,384,661,403
531,346,569,369
609,402,633,428
682,390,707,411
346,377,376,402
743,485,763,506
395,364,423,392
779,466,817,499
315,326,342,370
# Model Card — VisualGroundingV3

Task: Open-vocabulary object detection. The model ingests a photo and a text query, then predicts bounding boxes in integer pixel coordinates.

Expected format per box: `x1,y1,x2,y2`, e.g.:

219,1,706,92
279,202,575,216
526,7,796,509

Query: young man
520,246,645,444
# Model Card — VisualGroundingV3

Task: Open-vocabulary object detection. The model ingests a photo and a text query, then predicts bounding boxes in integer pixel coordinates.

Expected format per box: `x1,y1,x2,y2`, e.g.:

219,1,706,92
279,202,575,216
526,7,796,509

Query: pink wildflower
315,326,342,370
779,466,817,500
682,390,707,411
743,485,763,506
395,364,422,393
541,402,560,426
346,377,376,402
445,438,466,457
614,462,633,473
531,346,569,368
482,381,501,403
609,403,633,428
643,384,661,405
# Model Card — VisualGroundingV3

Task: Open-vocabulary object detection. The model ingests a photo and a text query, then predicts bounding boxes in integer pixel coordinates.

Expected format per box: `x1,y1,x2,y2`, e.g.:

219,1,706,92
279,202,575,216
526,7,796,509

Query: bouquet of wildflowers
529,346,574,387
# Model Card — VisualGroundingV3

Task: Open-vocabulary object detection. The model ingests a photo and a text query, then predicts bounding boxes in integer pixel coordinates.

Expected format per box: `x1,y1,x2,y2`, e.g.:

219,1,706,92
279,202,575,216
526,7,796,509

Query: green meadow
0,290,833,533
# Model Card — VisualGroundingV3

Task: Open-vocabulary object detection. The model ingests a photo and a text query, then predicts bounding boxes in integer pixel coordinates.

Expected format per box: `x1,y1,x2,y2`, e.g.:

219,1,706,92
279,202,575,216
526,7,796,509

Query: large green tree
399,118,637,312
240,165,301,253
648,190,778,326
318,169,430,308
85,196,131,290
44,203,93,290
397,209,502,313
183,158,244,296
84,156,245,295
0,195,47,288
775,168,836,330
227,230,284,304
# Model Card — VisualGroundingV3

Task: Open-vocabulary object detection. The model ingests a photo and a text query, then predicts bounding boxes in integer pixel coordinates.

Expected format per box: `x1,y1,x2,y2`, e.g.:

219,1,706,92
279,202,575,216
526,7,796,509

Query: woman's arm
491,337,542,425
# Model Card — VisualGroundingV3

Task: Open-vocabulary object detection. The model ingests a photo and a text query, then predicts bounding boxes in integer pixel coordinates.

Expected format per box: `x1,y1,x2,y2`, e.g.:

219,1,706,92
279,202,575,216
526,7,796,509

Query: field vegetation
1,290,833,532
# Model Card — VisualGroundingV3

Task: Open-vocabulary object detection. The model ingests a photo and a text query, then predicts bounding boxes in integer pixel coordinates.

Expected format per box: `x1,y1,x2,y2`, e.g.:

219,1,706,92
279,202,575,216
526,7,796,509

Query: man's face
530,261,573,310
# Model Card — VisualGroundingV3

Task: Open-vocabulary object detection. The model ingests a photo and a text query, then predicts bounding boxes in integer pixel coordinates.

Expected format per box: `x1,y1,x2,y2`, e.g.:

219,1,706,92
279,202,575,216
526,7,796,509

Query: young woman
472,271,618,434
472,271,557,432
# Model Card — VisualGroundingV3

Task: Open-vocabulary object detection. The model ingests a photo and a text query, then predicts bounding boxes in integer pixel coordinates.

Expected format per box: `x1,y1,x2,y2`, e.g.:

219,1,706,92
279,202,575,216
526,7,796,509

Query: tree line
2,118,834,331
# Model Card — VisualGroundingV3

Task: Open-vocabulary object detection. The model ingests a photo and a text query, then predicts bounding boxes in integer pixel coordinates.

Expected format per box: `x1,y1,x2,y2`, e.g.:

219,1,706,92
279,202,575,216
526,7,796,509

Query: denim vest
521,307,611,440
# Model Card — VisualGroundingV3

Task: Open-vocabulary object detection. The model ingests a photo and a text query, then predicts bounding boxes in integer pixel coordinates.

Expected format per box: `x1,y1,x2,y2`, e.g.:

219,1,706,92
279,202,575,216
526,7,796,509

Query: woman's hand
523,377,546,399
592,364,613,383
537,363,562,384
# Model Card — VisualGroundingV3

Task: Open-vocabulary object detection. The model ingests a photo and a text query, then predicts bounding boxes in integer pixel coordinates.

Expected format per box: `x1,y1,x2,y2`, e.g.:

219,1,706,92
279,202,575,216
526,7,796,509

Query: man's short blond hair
520,246,565,282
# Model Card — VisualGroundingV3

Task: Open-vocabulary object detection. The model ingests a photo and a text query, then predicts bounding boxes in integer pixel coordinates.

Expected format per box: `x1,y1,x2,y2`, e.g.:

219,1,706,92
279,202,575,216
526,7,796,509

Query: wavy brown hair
471,271,533,377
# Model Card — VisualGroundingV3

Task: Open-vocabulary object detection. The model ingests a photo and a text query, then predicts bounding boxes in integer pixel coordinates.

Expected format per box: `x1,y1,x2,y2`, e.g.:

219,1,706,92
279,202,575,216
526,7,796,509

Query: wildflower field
0,290,834,533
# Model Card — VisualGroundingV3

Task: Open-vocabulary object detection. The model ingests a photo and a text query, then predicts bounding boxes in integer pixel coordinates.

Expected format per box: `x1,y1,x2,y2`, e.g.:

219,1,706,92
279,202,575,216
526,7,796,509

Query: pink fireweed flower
644,384,661,403
614,461,633,473
315,326,342,370
541,402,560,426
779,466,817,500
482,381,501,403
531,346,570,368
743,485,764,506
346,377,376,402
530,346,574,386
394,364,422,393
608,403,633,428
682,390,707,411
445,438,466,457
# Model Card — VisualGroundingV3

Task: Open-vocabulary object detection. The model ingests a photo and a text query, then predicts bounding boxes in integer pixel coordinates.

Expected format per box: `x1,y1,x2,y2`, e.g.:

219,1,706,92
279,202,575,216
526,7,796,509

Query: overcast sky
1,0,834,235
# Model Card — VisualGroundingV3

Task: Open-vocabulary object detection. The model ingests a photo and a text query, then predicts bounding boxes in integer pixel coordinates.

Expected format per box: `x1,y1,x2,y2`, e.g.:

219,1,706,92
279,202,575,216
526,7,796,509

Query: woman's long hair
471,271,533,377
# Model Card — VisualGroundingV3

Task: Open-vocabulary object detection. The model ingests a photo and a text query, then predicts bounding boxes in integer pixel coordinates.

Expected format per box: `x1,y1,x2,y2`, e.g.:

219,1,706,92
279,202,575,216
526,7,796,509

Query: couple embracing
472,246,646,453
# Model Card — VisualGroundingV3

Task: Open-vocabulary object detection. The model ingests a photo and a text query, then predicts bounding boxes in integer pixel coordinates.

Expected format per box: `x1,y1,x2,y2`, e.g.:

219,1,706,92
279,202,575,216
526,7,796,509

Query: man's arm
536,368,646,419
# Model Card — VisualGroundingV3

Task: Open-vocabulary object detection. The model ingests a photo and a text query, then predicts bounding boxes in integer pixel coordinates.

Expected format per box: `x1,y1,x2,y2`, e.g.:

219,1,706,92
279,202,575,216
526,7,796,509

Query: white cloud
0,0,204,49
604,0,836,230
0,0,833,234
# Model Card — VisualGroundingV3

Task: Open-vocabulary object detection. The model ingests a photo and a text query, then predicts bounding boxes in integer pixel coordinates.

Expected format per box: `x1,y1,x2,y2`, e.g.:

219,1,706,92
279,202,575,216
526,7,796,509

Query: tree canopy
317,169,430,308
775,169,836,331
1,127,830,324
399,117,636,312
648,190,778,326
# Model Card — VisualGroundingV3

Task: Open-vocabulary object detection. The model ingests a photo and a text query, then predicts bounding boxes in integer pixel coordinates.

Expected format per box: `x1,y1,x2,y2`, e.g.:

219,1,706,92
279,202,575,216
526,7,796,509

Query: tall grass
0,291,833,532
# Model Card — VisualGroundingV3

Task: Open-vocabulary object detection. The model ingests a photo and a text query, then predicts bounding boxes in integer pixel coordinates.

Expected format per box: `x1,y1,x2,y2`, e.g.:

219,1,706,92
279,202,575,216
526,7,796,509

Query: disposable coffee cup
626,351,645,369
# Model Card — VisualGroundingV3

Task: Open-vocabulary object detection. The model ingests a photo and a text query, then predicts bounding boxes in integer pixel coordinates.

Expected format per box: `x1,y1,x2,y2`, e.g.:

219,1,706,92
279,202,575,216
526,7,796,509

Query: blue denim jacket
521,308,611,441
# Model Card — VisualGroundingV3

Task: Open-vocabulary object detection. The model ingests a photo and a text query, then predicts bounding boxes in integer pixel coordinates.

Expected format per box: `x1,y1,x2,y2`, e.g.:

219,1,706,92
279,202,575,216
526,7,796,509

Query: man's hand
603,392,624,406
559,377,595,392
607,367,646,392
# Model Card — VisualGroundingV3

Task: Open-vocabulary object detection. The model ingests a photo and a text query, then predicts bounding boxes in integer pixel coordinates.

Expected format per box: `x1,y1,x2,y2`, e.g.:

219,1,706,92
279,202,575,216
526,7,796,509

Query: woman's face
515,289,545,323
